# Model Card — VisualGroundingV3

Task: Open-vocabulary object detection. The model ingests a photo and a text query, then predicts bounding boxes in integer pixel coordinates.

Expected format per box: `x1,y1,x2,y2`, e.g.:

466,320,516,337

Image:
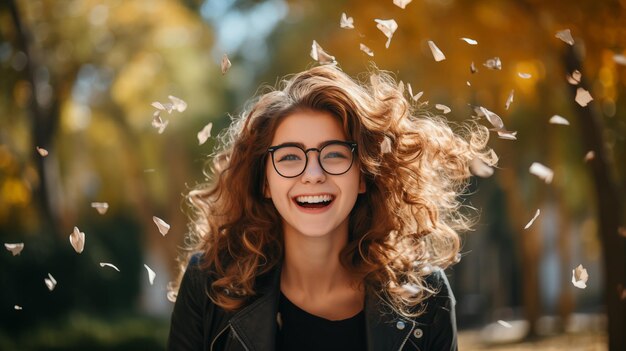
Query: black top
276,291,367,351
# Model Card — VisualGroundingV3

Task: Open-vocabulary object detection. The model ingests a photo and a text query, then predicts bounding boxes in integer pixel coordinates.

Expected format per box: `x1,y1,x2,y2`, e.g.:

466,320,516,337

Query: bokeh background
1,0,625,350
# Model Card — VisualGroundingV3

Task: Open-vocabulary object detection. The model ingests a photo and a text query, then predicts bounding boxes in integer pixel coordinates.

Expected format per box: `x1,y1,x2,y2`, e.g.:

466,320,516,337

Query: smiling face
264,109,365,240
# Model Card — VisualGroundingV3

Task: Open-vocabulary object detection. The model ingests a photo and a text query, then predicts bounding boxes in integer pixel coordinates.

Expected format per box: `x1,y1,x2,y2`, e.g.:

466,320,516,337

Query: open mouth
293,194,335,209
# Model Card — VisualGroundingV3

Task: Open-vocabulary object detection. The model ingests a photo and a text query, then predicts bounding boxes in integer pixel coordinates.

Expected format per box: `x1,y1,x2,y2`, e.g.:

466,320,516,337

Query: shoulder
413,269,456,323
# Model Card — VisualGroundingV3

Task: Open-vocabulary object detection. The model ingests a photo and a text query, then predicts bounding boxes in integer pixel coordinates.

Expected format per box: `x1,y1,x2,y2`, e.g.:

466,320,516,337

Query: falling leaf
427,40,446,62
618,227,626,238
524,209,541,229
152,112,169,134
460,37,478,45
483,57,502,70
584,151,595,162
529,162,554,184
359,43,374,57
469,158,494,178
549,115,570,125
69,226,85,254
614,54,626,66
380,136,392,154
505,90,514,110
497,131,517,140
567,70,582,85
497,320,513,328
14,305,22,310
575,88,593,107
374,19,398,48
518,72,532,79
221,53,232,75
310,40,337,65
435,104,451,114
555,29,574,45
406,83,423,102
91,202,109,215
153,216,170,236
167,282,178,303
470,62,477,74
168,95,187,113
197,122,213,145
36,147,48,157
393,0,412,9
572,264,588,289
340,12,354,29
4,243,24,256
44,273,57,291
100,262,120,272
144,264,156,285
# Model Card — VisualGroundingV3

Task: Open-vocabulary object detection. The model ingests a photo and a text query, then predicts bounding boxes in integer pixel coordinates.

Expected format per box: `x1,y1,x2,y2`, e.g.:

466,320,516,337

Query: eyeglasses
267,140,357,178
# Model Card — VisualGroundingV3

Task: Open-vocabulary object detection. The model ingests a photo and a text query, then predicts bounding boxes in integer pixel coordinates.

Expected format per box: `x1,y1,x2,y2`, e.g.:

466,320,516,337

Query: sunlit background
1,0,625,350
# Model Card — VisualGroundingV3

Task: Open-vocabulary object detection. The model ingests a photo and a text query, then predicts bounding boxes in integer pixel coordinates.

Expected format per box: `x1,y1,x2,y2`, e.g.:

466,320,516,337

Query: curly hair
174,64,497,317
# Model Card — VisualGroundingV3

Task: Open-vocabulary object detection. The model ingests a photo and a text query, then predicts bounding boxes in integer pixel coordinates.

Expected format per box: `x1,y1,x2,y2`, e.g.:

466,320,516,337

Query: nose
301,150,326,183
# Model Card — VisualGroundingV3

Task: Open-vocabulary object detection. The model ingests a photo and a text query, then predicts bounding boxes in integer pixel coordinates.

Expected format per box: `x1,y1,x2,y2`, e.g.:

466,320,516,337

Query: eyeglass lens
272,143,353,177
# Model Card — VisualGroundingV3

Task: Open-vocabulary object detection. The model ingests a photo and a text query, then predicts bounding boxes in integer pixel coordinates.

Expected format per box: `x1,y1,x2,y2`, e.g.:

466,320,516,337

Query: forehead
271,110,346,145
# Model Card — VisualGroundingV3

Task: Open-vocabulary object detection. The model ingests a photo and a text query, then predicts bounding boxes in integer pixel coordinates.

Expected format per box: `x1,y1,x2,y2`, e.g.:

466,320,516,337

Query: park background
1,0,625,350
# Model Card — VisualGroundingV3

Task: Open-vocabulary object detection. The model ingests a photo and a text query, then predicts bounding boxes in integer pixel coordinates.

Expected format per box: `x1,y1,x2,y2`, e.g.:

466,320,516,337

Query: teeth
295,195,334,204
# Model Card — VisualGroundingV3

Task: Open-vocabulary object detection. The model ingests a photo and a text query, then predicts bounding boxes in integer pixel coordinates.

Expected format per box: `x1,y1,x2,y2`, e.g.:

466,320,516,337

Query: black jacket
168,255,458,351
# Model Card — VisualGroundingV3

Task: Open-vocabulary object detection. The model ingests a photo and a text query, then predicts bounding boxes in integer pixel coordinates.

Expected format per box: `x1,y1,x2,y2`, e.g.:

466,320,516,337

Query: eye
324,152,348,159
277,153,302,162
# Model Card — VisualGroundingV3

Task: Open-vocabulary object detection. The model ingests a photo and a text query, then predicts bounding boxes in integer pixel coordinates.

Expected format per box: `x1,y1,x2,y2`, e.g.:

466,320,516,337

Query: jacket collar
226,265,415,351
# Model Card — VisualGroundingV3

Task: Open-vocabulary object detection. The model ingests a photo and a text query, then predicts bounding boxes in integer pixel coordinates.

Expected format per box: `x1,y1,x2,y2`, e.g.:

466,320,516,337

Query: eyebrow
273,139,346,149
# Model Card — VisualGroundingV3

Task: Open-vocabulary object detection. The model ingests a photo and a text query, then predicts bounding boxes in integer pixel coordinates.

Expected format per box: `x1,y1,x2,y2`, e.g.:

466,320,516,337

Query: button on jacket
168,255,458,351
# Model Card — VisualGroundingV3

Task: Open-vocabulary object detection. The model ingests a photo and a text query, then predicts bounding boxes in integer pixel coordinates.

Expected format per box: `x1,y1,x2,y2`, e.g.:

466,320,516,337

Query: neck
280,223,355,298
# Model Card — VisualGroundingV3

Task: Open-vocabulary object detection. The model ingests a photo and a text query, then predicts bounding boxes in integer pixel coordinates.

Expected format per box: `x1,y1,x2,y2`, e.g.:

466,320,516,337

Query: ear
358,174,366,194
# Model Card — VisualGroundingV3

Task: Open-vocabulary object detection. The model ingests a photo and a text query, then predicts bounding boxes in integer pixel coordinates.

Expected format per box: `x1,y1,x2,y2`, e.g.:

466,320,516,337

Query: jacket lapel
365,290,415,351
228,267,281,351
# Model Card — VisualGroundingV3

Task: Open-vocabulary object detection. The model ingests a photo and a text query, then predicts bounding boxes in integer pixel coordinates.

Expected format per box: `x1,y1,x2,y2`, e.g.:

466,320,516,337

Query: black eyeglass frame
267,140,358,178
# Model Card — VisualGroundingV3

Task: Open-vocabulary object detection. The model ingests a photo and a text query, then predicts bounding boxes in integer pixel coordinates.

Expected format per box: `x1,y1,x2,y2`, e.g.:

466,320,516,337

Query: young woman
168,65,496,351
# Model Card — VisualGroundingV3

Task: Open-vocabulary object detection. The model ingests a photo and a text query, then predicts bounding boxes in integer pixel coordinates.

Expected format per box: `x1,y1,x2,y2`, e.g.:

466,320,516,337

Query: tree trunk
563,44,626,351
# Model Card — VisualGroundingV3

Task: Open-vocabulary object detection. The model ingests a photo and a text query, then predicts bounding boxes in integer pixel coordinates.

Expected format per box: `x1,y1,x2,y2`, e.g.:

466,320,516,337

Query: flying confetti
100,262,120,272
374,19,398,48
393,0,413,9
153,216,171,236
483,57,502,70
572,264,589,289
427,40,446,62
524,209,541,229
69,226,85,254
91,202,109,215
469,158,494,178
567,70,581,85
197,122,213,145
310,40,337,65
36,147,48,157
340,12,354,29
460,37,478,45
505,90,514,110
359,43,374,57
549,115,570,125
435,104,451,114
529,162,554,184
575,88,593,107
221,53,232,75
4,243,24,256
144,264,156,285
44,273,57,291
555,29,575,45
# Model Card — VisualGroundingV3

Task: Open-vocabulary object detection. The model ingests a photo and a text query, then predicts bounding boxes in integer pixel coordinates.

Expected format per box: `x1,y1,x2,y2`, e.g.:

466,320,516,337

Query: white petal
167,282,178,303
497,130,518,140
518,72,532,79
529,162,554,184
91,202,109,215
14,305,22,310
524,209,541,229
359,43,374,57
374,19,398,48
380,136,392,154
567,70,581,85
469,158,494,178
407,83,423,101
571,264,588,289
4,243,24,256
153,216,170,236
460,37,478,45
197,122,213,145
505,90,514,110
151,101,166,110
427,40,446,62
100,262,120,272
393,0,413,9
476,106,505,130
69,226,85,254
435,104,451,114
555,29,575,45
168,95,187,112
470,62,477,74
549,115,570,125
584,151,595,162
310,40,336,65
221,53,232,74
340,12,354,29
144,264,156,285
483,57,502,70
44,273,57,291
36,147,48,157
614,54,626,66
497,320,513,328
575,88,593,107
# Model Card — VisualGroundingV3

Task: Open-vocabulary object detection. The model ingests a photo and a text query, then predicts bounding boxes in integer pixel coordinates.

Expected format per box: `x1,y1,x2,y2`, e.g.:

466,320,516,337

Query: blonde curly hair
175,64,497,317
